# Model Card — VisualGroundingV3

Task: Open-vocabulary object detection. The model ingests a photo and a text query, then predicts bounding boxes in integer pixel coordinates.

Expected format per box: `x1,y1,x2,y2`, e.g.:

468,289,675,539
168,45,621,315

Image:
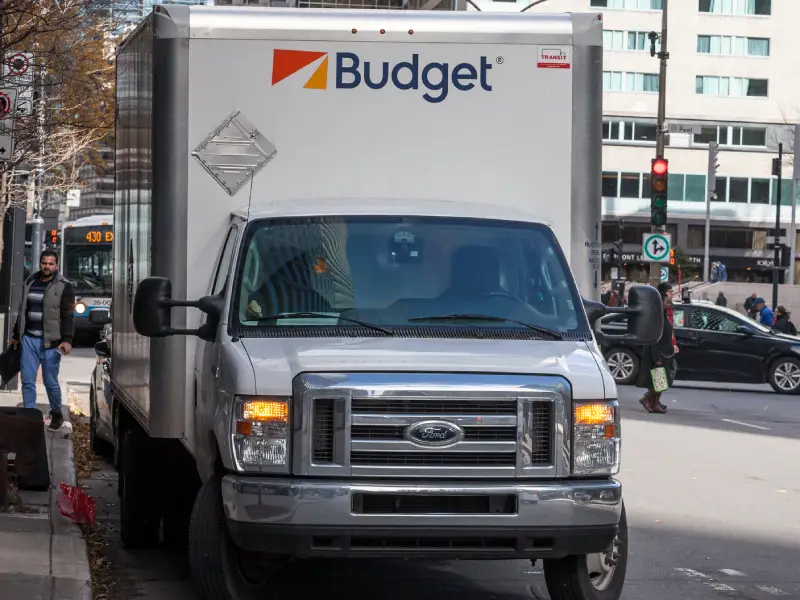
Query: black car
598,299,800,394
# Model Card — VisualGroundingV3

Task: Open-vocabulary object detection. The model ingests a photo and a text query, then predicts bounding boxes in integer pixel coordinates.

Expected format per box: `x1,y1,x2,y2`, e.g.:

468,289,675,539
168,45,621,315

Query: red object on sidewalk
56,482,95,526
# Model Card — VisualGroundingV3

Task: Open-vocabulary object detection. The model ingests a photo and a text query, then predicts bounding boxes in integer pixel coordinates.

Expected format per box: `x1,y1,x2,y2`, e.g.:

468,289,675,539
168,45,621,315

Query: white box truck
105,5,663,600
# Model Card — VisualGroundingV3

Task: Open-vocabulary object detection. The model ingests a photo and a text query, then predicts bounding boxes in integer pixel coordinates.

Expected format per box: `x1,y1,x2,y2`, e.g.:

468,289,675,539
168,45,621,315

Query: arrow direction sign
643,232,672,264
0,134,15,161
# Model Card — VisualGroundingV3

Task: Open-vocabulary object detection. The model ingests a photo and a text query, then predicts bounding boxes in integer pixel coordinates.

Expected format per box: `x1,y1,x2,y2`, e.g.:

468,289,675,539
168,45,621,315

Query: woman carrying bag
637,282,678,414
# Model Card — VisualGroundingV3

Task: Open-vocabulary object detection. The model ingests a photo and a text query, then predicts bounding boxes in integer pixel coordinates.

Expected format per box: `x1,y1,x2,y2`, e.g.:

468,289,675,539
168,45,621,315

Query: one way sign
0,134,14,161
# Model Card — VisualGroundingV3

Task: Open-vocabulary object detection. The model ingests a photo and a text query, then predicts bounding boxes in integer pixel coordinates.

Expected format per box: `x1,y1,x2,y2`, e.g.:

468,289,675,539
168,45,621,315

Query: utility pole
703,142,718,282
30,58,44,263
772,143,783,310
790,124,799,285
648,0,669,287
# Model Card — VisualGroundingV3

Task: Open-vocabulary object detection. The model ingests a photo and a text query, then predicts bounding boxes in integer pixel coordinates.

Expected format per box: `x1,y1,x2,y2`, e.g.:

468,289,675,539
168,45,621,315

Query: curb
48,406,92,600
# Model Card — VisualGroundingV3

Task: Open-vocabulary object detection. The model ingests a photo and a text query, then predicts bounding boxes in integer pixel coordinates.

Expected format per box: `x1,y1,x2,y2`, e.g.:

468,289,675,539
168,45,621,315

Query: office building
471,0,799,282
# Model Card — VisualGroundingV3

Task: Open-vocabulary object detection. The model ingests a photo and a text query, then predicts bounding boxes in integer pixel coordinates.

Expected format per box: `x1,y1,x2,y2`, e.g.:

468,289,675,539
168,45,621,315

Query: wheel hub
774,362,800,391
607,352,634,381
586,534,623,591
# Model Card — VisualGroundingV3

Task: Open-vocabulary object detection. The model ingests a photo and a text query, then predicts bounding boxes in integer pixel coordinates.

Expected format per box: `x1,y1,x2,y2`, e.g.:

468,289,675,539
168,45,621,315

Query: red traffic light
652,158,668,176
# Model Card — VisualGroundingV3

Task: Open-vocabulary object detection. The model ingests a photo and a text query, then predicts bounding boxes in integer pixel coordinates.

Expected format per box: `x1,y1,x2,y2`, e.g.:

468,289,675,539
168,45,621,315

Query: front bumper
222,476,622,559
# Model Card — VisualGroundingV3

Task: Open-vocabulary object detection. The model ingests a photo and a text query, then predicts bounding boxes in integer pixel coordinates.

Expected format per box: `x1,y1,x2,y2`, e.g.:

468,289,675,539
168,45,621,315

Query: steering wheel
481,291,524,302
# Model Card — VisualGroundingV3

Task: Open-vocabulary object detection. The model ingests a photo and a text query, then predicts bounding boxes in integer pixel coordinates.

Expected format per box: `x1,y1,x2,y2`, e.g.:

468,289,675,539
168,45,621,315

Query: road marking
757,586,787,596
675,568,711,579
718,569,746,576
709,582,737,593
720,418,771,431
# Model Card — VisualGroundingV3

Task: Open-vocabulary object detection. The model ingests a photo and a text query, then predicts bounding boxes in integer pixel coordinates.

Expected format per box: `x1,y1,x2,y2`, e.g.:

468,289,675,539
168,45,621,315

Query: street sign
66,189,81,207
643,232,672,263
667,123,701,135
0,91,11,117
610,267,619,280
660,266,669,282
0,135,15,161
3,53,35,103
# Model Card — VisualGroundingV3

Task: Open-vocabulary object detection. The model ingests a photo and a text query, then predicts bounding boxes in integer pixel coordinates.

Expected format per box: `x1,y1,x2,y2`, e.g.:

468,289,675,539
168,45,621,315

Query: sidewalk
0,386,92,600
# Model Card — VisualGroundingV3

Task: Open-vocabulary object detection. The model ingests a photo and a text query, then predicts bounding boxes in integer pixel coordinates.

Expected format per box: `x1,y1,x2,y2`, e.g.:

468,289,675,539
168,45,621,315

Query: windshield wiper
408,313,563,340
255,312,394,336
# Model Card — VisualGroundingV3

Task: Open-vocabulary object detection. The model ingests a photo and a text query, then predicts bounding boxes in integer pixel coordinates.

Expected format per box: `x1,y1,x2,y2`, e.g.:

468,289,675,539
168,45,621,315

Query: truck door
194,225,239,450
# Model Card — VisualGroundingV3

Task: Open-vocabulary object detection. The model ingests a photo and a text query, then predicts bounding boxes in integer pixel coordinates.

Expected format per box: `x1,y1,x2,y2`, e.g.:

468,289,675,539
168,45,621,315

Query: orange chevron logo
271,49,329,89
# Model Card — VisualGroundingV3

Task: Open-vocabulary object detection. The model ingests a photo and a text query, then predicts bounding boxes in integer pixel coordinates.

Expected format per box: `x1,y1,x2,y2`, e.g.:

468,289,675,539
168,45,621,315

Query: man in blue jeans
8,250,75,429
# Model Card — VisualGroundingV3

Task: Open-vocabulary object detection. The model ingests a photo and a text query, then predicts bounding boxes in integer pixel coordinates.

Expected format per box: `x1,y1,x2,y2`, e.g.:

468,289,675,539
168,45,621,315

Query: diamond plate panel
192,111,277,196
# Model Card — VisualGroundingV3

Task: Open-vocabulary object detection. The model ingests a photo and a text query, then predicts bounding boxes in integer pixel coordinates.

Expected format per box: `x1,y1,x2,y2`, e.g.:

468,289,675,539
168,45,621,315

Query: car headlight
232,396,290,472
75,302,86,314
572,401,620,476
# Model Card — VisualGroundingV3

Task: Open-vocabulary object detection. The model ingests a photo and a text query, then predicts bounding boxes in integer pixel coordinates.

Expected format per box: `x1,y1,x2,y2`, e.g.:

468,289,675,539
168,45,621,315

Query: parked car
598,298,800,394
89,313,115,458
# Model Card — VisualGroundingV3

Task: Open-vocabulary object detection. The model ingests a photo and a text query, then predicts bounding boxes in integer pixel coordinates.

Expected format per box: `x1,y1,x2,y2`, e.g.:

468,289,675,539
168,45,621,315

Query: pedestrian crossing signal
669,248,675,265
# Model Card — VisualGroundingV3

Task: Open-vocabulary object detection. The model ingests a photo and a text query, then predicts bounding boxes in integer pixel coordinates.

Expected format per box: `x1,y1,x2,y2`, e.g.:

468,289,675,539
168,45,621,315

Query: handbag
0,343,21,388
650,366,670,393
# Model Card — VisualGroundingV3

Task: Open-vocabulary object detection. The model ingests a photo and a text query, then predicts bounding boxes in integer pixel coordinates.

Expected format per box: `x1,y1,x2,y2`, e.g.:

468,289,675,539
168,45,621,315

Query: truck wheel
119,428,161,549
163,475,197,551
188,475,287,600
769,357,800,394
543,503,628,600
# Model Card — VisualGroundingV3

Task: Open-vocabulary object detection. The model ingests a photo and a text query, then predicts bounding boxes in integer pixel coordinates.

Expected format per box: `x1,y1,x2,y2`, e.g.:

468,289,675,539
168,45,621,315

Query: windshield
231,216,589,338
63,244,112,295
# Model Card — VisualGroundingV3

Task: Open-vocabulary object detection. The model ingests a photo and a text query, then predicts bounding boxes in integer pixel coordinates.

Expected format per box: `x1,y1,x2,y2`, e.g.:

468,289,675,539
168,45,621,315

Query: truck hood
239,338,611,399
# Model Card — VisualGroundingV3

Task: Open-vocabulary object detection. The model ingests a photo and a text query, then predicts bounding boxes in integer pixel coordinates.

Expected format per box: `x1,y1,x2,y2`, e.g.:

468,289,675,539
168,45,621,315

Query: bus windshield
62,224,113,295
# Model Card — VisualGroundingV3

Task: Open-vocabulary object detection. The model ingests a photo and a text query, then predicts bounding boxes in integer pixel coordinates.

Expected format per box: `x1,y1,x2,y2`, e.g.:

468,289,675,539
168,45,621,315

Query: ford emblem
405,420,465,447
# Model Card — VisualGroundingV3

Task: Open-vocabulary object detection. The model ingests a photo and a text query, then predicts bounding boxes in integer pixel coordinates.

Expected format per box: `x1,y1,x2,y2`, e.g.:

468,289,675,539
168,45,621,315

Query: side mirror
583,298,607,327
94,340,109,358
89,309,111,325
133,277,174,337
133,276,226,342
595,284,664,345
736,325,754,336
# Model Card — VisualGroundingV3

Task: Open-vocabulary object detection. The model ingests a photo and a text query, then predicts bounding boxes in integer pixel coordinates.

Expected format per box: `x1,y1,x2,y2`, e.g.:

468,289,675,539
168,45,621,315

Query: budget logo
271,49,330,89
271,48,495,104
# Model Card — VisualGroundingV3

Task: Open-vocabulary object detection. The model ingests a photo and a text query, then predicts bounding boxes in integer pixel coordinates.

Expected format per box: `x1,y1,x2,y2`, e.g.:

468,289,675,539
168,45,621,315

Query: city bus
60,215,113,338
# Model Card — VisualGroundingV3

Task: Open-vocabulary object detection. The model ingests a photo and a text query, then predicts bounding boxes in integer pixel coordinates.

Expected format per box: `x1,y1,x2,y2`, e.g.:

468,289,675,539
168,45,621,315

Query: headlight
232,396,290,472
572,401,620,476
75,303,86,314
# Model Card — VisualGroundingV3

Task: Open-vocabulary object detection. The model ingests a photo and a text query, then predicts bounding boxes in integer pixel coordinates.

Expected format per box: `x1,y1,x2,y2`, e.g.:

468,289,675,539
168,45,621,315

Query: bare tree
1,0,131,213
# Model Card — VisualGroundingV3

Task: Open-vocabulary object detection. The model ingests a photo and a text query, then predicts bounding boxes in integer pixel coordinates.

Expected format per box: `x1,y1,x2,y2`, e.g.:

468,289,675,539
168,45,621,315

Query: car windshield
232,216,589,336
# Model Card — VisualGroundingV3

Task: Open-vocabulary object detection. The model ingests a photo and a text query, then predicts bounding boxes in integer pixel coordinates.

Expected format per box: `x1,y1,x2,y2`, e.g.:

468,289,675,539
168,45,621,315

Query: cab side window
690,308,740,333
211,226,238,297
672,308,685,328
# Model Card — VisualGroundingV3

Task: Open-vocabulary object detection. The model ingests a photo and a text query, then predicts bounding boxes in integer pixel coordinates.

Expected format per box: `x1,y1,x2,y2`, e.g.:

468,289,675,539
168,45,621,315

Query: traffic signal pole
703,142,718,282
772,143,783,311
649,0,669,287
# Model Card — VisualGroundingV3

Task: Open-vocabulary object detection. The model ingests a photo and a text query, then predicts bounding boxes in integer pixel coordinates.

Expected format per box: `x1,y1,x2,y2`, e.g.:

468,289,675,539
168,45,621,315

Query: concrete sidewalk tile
0,572,52,600
0,519,51,578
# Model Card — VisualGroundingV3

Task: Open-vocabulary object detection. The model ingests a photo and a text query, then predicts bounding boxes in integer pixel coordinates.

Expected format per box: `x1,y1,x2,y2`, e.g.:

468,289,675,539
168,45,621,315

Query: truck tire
119,428,161,549
543,503,628,600
188,475,283,600
89,389,112,457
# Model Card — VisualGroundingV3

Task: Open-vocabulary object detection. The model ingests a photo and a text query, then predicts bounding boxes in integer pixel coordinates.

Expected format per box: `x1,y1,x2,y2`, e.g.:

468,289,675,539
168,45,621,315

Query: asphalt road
67,351,800,600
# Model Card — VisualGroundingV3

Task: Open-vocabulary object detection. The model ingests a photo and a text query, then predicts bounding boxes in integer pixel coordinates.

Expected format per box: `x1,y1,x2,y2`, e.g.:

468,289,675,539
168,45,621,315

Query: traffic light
650,157,669,227
708,142,719,201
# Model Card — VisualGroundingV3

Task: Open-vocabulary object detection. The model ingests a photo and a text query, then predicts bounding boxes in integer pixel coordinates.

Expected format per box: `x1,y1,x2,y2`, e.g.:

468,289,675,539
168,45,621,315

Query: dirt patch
72,415,125,600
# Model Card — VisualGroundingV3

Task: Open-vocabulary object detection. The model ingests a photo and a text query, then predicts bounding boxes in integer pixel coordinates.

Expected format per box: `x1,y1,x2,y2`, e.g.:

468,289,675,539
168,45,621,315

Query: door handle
210,364,219,378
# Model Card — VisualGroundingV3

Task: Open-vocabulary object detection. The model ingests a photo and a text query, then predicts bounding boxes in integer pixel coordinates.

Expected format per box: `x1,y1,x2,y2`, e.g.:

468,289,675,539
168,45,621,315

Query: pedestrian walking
7,250,75,430
744,292,757,320
773,305,797,336
637,282,677,414
716,291,727,307
752,297,774,328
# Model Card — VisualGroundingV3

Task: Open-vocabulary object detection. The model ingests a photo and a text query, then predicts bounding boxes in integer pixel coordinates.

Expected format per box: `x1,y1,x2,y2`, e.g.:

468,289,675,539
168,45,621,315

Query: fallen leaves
72,414,121,600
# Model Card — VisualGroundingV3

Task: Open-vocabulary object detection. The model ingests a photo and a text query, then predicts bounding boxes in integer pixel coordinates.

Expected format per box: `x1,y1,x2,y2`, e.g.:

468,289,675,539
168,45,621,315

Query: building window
602,171,619,197
620,172,641,198
697,35,770,57
695,76,768,97
698,0,771,16
604,71,659,93
751,178,770,204
685,175,708,202
592,0,662,8
693,125,766,147
772,179,793,205
603,119,657,143
603,30,661,52
729,177,749,203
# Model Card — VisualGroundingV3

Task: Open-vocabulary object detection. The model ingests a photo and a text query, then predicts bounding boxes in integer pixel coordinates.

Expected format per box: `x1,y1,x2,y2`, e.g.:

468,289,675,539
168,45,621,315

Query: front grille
353,493,518,514
351,398,517,414
351,451,517,466
296,374,565,479
312,399,334,463
351,425,516,441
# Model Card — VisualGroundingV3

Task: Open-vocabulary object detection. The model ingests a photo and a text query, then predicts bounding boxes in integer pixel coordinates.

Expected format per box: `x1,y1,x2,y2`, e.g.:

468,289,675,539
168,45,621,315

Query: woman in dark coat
636,282,677,413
